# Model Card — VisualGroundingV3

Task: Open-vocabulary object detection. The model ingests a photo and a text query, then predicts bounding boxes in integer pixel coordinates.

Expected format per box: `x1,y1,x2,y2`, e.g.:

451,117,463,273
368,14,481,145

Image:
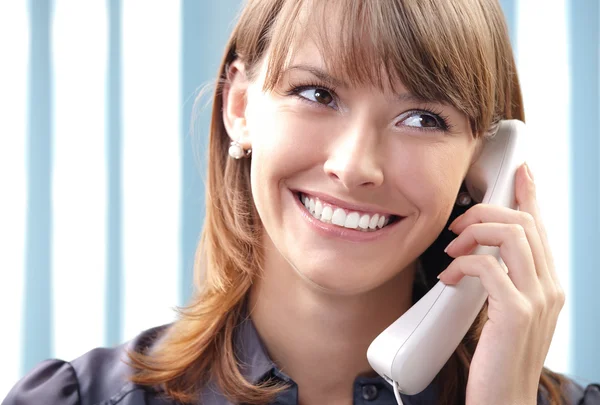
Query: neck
248,241,416,405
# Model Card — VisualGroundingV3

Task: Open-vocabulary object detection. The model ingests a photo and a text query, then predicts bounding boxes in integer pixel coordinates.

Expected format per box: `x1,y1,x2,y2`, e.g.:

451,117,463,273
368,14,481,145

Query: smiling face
230,38,481,295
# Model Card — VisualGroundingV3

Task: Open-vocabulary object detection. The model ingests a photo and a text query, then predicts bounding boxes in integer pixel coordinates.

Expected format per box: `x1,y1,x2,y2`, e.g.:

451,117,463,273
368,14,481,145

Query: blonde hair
129,0,569,403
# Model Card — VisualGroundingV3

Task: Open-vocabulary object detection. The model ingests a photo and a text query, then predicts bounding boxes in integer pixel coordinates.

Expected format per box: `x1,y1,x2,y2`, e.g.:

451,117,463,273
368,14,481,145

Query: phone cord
393,381,405,405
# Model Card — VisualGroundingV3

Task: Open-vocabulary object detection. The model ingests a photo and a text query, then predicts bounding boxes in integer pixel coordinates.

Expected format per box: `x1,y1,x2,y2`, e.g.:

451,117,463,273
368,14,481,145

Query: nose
323,121,384,190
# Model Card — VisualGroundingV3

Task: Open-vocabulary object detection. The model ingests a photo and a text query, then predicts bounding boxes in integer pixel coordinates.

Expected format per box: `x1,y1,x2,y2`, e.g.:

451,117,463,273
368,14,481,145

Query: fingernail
448,214,462,232
437,271,444,280
525,162,535,182
444,238,457,253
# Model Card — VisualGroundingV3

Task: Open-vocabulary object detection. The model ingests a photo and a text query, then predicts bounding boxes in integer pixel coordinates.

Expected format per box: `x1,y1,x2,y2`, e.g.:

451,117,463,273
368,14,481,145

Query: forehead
244,0,509,138
276,38,415,101
264,27,409,99
260,0,460,104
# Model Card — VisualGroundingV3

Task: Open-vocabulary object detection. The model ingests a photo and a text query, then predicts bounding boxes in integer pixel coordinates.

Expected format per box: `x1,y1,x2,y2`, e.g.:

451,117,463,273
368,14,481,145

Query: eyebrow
283,64,432,104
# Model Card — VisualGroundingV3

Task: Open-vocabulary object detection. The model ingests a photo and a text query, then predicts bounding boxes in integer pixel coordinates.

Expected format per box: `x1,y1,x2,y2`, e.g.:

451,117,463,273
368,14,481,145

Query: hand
438,163,565,405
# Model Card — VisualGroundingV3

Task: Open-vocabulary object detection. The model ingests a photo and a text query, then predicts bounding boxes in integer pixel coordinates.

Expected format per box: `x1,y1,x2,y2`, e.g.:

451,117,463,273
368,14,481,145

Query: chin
293,263,390,296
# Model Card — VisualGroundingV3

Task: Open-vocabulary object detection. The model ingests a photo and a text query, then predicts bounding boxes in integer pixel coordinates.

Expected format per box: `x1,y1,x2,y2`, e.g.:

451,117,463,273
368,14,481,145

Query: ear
222,60,252,150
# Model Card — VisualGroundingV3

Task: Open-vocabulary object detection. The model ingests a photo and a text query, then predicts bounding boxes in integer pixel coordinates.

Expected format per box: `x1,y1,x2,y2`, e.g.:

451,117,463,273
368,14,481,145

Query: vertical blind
0,0,598,399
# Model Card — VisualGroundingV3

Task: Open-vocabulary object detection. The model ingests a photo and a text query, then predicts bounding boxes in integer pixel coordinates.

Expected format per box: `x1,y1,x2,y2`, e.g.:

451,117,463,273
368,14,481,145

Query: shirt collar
233,315,276,384
232,314,439,403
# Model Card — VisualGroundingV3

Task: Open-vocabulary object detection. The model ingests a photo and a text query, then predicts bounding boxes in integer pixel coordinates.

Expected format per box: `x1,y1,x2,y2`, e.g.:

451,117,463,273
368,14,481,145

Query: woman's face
241,40,481,294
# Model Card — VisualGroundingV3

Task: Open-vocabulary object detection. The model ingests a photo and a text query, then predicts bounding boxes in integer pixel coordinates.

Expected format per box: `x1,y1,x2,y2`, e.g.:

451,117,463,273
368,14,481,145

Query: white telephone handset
366,120,527,397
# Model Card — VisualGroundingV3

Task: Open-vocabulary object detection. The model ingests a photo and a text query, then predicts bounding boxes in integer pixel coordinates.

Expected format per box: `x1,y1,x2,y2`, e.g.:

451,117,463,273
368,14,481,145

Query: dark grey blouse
3,319,599,405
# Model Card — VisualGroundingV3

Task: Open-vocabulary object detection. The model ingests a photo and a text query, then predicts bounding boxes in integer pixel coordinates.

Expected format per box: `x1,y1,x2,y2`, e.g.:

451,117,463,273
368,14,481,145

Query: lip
290,189,404,243
292,189,402,217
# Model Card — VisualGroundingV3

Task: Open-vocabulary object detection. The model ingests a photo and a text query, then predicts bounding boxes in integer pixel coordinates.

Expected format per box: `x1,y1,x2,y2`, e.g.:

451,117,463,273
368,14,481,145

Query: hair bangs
262,0,509,136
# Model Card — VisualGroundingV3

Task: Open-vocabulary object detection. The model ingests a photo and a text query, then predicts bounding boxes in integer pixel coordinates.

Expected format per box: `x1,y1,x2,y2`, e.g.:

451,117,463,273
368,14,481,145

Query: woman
4,0,600,404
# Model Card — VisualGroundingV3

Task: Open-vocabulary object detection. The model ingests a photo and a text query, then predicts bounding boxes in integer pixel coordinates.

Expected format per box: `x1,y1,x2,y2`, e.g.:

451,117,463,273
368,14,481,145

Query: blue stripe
569,0,600,382
23,0,54,373
499,0,518,52
180,0,205,305
105,0,123,347
179,0,243,305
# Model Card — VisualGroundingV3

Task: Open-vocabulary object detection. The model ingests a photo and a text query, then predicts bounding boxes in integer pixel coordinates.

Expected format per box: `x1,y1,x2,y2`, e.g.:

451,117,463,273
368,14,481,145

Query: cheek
386,143,468,218
248,107,332,180
246,107,322,217
246,88,335,156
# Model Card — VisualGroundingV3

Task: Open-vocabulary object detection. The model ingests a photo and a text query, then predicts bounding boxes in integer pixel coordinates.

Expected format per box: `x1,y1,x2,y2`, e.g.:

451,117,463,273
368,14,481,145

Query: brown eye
399,112,448,131
296,87,336,107
405,114,438,128
313,88,333,105
418,114,438,127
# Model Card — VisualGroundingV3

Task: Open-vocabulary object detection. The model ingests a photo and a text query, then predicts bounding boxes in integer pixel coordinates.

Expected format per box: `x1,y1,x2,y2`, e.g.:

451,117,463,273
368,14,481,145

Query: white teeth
344,212,360,228
299,193,394,232
314,200,323,218
321,206,333,221
331,208,346,226
359,214,370,229
369,214,379,230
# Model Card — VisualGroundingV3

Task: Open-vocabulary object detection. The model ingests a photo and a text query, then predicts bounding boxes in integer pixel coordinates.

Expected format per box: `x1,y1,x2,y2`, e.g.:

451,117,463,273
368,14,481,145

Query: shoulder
538,377,600,405
2,325,174,405
563,379,600,405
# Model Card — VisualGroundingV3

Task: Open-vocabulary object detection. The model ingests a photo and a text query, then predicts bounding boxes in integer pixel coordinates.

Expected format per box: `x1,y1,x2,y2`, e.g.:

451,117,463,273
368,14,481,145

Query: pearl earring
228,140,251,159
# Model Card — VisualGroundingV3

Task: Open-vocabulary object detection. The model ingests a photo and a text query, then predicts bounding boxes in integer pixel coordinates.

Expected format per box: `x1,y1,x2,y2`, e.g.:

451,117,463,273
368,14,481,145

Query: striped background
0,0,598,399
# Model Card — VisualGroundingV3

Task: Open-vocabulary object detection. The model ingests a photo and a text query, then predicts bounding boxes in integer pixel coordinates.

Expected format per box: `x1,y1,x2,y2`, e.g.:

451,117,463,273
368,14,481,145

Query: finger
517,164,567,314
444,222,541,295
515,163,560,287
438,254,520,305
448,203,549,281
